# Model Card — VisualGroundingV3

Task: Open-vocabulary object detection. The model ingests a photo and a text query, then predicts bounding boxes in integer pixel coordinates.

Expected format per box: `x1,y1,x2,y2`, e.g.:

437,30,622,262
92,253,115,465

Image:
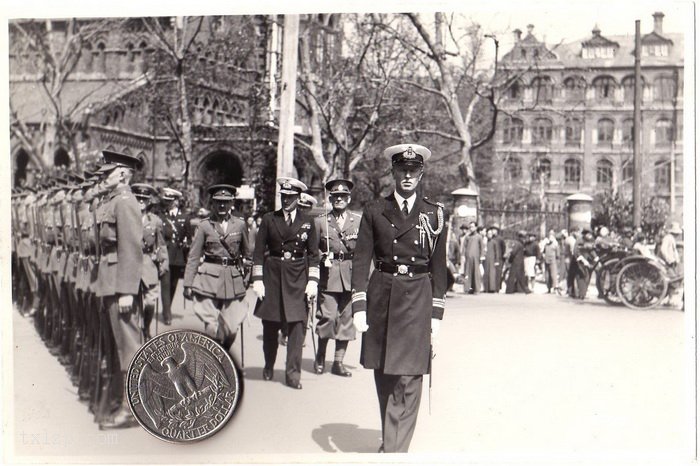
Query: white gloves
118,294,134,314
431,318,441,344
253,281,265,300
353,311,369,333
305,281,318,299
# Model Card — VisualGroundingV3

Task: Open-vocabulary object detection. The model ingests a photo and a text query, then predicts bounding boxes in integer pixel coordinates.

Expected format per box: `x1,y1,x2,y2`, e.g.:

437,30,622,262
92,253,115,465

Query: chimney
526,24,534,35
513,28,522,42
653,11,664,35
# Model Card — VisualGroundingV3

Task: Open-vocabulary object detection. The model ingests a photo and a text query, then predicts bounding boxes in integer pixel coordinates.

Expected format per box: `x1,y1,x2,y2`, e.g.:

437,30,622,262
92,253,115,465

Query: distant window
583,46,615,59
655,119,673,147
94,42,106,73
564,159,581,183
563,76,586,101
593,76,616,101
654,160,670,190
643,44,669,57
654,76,676,102
530,158,551,182
504,157,522,181
622,118,634,147
506,80,523,100
532,117,553,145
596,159,613,186
621,76,644,103
565,118,583,147
597,118,614,146
531,76,554,103
622,160,634,184
502,118,524,145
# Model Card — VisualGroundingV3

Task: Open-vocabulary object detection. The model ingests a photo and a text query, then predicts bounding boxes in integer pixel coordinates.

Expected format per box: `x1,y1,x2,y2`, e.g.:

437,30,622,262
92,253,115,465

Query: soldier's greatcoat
252,209,320,323
351,195,447,375
184,217,251,300
141,213,168,288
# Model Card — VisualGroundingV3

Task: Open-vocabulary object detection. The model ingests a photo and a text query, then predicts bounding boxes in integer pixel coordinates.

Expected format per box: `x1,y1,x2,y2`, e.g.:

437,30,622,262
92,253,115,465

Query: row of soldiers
10,151,191,430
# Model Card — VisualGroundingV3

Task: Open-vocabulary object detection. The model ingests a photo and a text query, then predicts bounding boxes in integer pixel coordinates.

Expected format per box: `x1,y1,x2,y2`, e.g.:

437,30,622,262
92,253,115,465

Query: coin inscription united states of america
127,330,240,443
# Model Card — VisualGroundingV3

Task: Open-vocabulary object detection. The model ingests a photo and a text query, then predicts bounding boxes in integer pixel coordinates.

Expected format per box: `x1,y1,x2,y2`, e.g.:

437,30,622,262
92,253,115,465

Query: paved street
9,286,690,463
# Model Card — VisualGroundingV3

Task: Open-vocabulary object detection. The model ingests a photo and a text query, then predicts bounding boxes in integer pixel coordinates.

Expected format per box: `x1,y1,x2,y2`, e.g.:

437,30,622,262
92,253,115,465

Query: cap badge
283,182,292,189
405,146,416,159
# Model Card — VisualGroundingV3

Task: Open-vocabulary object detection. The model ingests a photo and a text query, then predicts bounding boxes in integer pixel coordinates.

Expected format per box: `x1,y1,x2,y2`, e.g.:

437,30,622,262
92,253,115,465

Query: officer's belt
331,251,353,261
376,262,429,275
270,251,306,260
203,254,239,266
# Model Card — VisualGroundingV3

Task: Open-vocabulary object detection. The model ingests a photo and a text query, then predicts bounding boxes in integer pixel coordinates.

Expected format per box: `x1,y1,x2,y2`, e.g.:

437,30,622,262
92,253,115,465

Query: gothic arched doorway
14,149,29,187
54,147,70,168
198,150,243,189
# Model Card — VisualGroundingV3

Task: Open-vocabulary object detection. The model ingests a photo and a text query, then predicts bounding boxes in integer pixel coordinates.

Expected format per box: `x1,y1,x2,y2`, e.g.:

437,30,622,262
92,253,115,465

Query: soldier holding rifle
351,144,447,453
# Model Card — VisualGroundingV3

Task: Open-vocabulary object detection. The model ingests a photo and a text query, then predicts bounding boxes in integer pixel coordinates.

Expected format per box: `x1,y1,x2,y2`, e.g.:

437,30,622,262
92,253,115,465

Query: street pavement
8,284,691,463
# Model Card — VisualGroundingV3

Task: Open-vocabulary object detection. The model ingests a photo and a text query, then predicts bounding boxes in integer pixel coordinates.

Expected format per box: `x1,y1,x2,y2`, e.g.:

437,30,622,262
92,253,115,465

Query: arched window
54,148,70,167
621,76,643,103
592,76,616,101
622,118,634,147
530,158,551,182
655,119,673,147
597,118,614,146
202,96,212,124
621,159,634,184
82,42,93,71
565,118,583,147
596,159,613,186
563,76,586,101
531,76,554,103
138,41,149,72
504,157,522,181
94,41,106,73
505,79,523,100
502,117,523,145
654,160,670,190
654,76,676,102
564,159,581,183
532,117,553,145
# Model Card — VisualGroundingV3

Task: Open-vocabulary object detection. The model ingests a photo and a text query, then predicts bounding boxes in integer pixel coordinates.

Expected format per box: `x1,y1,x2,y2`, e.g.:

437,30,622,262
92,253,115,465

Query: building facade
493,12,683,212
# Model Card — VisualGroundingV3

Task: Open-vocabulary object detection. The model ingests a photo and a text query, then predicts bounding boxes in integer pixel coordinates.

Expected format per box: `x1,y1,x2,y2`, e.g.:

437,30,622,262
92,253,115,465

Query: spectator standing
505,231,530,294
461,222,482,294
542,230,560,293
482,227,499,293
523,233,539,291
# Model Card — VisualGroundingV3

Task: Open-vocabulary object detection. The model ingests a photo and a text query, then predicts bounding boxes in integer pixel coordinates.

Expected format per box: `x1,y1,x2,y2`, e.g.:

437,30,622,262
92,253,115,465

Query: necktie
337,213,345,229
402,200,409,217
286,213,292,226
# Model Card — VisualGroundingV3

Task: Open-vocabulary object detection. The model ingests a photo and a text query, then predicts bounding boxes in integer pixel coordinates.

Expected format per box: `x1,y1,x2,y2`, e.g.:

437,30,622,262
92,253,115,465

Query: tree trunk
177,66,193,186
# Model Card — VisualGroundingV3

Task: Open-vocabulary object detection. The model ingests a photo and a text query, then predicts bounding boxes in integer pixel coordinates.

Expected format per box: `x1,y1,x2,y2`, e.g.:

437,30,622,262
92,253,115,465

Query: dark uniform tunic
161,209,190,321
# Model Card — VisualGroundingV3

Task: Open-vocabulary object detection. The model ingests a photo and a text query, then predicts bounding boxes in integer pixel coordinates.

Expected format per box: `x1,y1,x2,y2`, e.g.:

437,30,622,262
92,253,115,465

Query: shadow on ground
311,423,381,453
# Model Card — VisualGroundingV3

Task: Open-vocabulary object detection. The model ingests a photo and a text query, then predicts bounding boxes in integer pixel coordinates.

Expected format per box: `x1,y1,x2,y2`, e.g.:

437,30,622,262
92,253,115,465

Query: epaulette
423,197,445,209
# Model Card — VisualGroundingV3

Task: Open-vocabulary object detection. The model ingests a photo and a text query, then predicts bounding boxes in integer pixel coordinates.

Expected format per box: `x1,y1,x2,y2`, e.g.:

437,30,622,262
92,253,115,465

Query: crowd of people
445,220,683,302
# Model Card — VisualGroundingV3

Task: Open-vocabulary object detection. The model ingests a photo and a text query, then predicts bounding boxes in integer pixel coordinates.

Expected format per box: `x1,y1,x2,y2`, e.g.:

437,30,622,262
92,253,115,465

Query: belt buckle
221,257,230,266
338,251,345,261
397,264,409,275
283,251,292,260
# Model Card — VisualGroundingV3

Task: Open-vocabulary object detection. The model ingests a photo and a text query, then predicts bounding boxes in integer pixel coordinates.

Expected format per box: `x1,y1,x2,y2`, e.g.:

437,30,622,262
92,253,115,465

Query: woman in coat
505,231,530,294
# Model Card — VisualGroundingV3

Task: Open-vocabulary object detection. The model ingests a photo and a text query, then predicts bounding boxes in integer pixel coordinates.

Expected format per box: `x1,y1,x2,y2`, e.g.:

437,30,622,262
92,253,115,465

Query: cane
239,323,245,370
307,295,317,356
155,297,159,337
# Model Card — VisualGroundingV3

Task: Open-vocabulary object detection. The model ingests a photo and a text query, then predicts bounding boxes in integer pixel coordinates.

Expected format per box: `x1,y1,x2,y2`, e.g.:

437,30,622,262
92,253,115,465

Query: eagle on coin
138,342,230,429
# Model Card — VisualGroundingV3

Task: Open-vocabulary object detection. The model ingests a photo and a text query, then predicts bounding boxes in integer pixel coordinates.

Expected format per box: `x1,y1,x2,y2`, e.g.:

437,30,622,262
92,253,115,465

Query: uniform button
391,224,395,227
393,255,397,260
414,240,419,245
393,239,397,244
411,257,415,262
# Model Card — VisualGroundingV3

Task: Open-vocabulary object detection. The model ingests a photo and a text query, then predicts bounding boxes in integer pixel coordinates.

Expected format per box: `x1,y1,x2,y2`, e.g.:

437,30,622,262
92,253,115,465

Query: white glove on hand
431,318,441,344
353,311,369,333
305,281,318,299
253,281,265,300
118,294,134,315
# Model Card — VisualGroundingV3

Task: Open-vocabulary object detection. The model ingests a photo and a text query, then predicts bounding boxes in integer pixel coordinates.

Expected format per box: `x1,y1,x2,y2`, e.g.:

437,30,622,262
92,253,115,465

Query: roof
9,78,142,123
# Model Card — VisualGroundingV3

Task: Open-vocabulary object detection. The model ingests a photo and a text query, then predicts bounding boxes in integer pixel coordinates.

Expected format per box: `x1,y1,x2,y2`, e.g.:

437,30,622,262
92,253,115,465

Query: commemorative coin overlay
127,330,240,443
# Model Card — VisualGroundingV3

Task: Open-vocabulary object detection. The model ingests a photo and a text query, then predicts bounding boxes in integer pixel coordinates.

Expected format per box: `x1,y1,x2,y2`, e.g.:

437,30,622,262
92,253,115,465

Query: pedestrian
461,221,482,294
132,184,169,340
658,222,682,274
523,233,539,291
564,228,579,296
571,229,597,299
505,231,530,294
351,143,447,453
159,187,190,326
446,224,460,291
542,230,560,293
492,225,506,291
93,150,143,429
313,179,360,377
482,227,500,292
183,184,252,355
252,177,320,390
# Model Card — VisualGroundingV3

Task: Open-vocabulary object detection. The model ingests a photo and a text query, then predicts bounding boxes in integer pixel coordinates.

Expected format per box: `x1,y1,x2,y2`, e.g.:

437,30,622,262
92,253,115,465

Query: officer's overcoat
253,209,320,323
183,217,251,300
162,210,190,267
316,211,361,293
351,195,447,375
141,213,168,288
94,185,143,297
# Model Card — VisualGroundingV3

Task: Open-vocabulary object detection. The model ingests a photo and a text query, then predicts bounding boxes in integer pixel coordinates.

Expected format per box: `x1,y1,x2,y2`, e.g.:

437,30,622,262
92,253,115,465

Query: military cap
383,143,431,165
207,184,237,201
298,193,318,208
100,150,144,172
160,187,183,201
277,177,307,195
325,178,354,194
132,183,158,200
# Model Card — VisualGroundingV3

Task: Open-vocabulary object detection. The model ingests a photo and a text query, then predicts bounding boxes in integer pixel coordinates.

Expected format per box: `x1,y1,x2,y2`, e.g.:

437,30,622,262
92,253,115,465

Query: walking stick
429,344,434,415
307,295,317,355
155,296,159,337
239,323,245,370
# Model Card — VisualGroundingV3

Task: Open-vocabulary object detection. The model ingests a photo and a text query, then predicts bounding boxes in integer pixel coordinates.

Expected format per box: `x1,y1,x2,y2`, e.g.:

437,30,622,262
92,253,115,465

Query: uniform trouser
262,320,304,384
315,291,355,341
373,369,423,453
104,295,144,372
160,265,184,322
142,283,160,338
573,263,591,299
192,294,247,343
544,262,558,290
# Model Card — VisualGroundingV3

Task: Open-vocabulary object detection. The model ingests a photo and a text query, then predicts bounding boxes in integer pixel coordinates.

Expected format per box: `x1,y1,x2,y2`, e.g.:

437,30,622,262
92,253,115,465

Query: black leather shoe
314,357,325,374
263,368,273,381
164,318,172,325
331,362,352,377
378,443,384,453
286,380,302,390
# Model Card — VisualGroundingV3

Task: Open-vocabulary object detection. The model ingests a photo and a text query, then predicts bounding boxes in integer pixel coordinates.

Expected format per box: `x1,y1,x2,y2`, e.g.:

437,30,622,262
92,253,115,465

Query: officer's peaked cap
208,184,237,201
298,192,318,207
277,177,307,195
160,187,183,201
325,178,354,194
101,150,144,171
132,183,158,199
384,144,431,166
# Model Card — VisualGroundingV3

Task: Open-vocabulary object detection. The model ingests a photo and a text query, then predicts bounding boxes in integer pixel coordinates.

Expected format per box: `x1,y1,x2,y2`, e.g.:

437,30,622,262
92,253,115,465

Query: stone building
492,12,683,212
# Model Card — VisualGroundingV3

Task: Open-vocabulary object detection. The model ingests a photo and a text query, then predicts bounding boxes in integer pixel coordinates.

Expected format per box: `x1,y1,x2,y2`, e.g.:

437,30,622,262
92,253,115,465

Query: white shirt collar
393,191,417,213
285,209,296,222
